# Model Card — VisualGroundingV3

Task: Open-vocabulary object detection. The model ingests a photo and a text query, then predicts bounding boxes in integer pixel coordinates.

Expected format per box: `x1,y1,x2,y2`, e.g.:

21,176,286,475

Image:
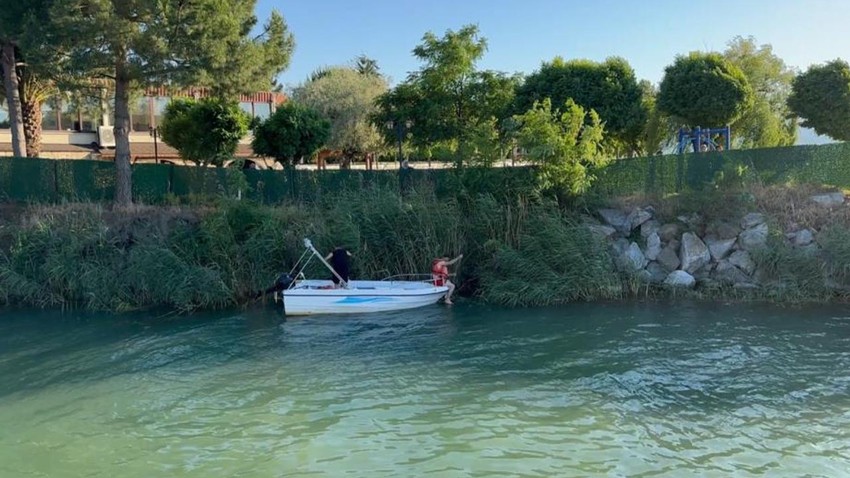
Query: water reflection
1,302,849,477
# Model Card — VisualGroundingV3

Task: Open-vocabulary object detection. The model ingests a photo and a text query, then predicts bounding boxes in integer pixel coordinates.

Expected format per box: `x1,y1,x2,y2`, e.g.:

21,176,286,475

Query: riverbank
2,181,850,312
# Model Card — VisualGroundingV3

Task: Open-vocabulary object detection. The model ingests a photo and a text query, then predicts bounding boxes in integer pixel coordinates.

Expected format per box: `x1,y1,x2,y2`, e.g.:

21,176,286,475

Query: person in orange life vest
431,254,463,304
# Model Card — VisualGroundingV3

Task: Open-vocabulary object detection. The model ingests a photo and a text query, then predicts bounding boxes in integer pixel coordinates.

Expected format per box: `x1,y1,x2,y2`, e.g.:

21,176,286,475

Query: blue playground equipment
676,126,731,154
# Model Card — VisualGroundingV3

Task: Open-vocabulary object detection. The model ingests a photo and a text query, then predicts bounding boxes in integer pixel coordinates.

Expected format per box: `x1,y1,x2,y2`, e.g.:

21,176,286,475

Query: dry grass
749,183,850,232
603,182,850,233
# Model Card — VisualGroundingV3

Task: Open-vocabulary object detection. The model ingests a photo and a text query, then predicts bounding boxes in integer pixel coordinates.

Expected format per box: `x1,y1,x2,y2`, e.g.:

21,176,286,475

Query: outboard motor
276,273,294,291
252,273,295,300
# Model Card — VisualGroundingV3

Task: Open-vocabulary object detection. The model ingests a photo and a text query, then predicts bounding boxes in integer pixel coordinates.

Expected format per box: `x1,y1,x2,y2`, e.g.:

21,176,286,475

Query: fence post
168,164,174,195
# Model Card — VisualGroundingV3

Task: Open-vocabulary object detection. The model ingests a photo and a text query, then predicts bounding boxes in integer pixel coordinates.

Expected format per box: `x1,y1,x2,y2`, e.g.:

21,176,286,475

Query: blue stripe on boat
335,297,395,304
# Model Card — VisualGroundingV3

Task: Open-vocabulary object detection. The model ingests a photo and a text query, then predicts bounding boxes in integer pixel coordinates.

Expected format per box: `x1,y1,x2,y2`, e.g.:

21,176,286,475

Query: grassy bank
0,186,618,312
4,179,850,313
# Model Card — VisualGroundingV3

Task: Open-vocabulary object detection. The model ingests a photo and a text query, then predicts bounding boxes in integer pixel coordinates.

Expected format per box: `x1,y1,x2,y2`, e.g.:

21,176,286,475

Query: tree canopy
1,0,57,158
292,66,388,165
512,98,606,196
372,24,518,166
658,52,754,127
787,59,850,142
251,102,330,167
723,36,797,148
514,57,648,153
354,55,380,76
48,0,295,204
159,98,251,167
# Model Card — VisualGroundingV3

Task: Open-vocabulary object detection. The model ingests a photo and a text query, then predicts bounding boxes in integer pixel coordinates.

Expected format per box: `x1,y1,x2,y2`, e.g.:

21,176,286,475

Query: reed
5,181,850,312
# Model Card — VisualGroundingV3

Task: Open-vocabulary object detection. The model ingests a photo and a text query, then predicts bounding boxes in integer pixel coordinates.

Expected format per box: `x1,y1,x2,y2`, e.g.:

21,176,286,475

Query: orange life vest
431,259,448,286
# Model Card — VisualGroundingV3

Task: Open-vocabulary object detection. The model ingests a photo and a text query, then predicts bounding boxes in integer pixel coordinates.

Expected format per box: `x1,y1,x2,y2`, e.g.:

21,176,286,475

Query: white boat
277,239,450,316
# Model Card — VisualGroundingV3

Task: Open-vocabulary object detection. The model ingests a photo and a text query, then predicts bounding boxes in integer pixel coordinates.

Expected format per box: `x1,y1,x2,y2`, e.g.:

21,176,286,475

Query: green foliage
47,0,295,203
0,206,231,312
372,25,519,167
0,189,619,312
197,10,296,97
750,232,840,302
513,98,606,196
475,205,619,307
354,55,380,76
638,80,678,155
588,143,850,199
515,56,649,153
658,52,754,127
159,98,251,167
251,102,331,167
723,36,797,148
788,59,850,141
292,67,388,160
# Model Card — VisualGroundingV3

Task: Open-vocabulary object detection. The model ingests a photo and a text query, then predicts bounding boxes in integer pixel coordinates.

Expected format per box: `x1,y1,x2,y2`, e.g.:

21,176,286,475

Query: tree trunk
21,98,42,157
1,42,26,158
113,60,133,206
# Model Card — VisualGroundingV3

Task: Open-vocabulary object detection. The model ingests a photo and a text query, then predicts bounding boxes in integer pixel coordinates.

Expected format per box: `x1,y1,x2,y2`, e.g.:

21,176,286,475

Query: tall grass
6,179,850,312
0,183,623,312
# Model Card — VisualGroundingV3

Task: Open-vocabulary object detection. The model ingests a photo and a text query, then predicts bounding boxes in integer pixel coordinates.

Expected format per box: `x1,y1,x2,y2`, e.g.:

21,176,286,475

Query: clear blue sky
258,0,850,89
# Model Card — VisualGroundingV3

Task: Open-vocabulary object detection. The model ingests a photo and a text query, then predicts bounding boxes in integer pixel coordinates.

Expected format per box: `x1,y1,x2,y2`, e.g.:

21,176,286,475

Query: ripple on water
1,303,850,477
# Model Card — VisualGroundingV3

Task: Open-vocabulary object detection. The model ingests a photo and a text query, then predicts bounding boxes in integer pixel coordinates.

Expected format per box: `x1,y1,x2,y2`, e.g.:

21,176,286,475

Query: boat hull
282,280,449,316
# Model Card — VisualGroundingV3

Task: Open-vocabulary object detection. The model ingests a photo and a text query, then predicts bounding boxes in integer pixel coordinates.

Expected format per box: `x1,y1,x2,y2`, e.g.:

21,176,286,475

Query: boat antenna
303,238,349,288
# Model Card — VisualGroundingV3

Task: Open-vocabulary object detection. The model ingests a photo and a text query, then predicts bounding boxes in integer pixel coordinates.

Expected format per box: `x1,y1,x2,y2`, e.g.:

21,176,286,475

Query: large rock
658,223,682,242
626,208,653,231
656,241,681,272
705,236,736,262
709,221,741,240
728,250,755,275
738,223,768,250
588,224,617,239
679,232,711,274
740,212,766,230
677,213,702,229
645,262,669,284
640,220,660,238
811,192,845,207
693,263,714,281
611,237,630,256
714,260,752,285
644,232,662,261
599,209,629,233
619,242,648,272
664,270,696,289
793,228,814,246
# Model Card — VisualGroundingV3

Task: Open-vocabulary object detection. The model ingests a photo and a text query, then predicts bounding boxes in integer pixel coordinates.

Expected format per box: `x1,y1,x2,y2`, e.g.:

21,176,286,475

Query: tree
0,45,25,157
514,57,648,154
636,80,677,155
292,67,388,168
0,0,53,158
354,55,380,77
512,98,606,196
251,102,330,167
787,59,850,142
48,1,294,205
658,52,754,128
159,98,251,166
723,36,797,148
372,25,516,167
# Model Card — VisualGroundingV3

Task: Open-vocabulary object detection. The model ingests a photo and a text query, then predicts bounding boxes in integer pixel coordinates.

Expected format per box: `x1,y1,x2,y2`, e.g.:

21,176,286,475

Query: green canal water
1,302,849,477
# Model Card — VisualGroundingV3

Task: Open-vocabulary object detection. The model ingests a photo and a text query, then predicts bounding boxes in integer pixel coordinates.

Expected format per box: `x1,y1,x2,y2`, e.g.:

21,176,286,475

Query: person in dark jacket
325,246,353,288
